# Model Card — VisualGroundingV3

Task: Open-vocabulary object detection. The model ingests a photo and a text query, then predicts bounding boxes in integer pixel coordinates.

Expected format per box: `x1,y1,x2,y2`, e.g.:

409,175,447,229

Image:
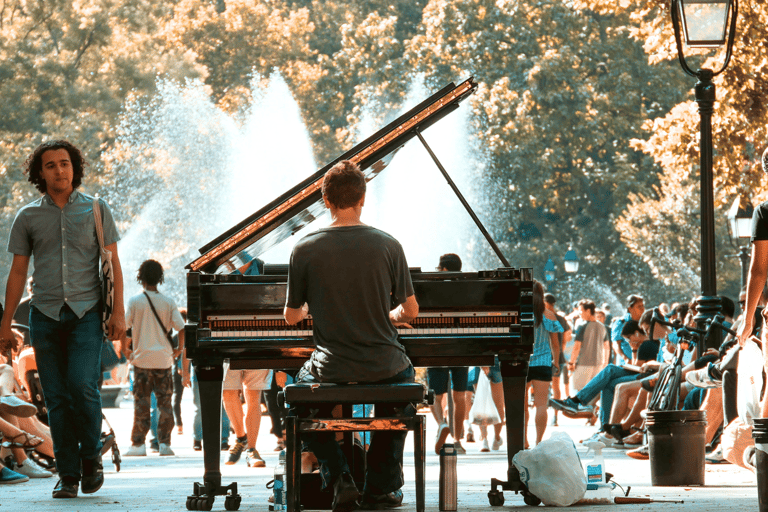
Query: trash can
752,418,768,512
647,410,707,486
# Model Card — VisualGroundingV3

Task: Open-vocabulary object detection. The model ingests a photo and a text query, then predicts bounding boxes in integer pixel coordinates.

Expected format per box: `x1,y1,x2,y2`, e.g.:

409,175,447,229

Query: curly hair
137,259,164,287
24,140,86,193
322,160,366,209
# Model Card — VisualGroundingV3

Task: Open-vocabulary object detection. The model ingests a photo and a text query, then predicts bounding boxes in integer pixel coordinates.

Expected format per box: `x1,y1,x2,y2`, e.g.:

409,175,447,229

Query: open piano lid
187,77,477,274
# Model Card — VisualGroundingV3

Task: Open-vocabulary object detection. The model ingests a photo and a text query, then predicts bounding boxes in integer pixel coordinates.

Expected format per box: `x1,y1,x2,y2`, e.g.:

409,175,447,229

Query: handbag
100,338,125,373
93,197,114,336
143,292,179,350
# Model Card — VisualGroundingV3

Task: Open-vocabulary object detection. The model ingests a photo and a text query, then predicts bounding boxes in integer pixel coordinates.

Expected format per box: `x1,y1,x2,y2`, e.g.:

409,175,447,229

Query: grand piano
184,77,536,510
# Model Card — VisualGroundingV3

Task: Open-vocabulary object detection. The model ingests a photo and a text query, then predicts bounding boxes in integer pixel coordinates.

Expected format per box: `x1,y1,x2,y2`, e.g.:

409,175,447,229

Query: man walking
123,259,184,457
0,140,125,498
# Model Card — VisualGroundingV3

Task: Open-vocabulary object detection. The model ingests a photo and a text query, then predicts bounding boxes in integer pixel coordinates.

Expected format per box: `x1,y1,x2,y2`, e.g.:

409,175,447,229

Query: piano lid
187,77,478,274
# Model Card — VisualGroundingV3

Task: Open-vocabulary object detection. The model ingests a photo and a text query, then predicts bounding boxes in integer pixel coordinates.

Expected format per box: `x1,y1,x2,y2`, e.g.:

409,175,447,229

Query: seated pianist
283,160,419,512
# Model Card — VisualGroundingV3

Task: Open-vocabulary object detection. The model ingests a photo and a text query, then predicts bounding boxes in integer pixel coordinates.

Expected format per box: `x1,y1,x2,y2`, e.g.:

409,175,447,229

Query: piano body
184,77,536,510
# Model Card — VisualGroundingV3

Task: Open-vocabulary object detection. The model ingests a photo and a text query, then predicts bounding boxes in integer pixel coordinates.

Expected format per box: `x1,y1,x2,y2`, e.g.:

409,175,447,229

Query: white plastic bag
469,371,501,425
737,338,764,425
513,432,587,507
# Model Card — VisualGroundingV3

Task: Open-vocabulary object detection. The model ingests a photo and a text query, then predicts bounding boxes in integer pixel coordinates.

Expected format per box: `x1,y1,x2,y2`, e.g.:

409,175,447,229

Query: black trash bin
752,418,768,512
647,410,707,486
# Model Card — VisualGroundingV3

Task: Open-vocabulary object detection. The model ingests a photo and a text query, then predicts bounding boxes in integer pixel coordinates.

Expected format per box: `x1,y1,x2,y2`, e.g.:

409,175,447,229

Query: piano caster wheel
488,490,505,506
523,492,541,507
187,496,215,511
224,495,242,510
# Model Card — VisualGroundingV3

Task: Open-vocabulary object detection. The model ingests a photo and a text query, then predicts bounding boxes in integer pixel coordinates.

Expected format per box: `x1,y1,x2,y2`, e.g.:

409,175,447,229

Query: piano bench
280,383,430,512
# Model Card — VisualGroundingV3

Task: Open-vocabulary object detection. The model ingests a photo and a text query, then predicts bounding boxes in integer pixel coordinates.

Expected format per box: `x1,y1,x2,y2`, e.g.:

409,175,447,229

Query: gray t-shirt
285,225,413,383
574,320,609,366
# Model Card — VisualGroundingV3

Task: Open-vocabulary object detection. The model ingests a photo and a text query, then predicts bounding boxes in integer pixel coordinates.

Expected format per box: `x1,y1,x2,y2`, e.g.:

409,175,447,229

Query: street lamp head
564,248,579,274
671,0,738,78
727,195,753,240
678,0,731,47
544,256,555,282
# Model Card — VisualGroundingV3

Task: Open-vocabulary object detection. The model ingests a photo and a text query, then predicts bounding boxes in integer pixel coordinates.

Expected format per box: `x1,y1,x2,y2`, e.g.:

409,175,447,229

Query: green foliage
1,0,764,305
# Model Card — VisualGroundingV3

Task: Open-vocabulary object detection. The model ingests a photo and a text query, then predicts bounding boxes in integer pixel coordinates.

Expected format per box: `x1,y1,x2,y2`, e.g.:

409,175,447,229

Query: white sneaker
15,459,52,478
492,437,504,451
453,441,466,454
158,443,175,456
480,439,490,452
597,432,618,448
125,444,147,456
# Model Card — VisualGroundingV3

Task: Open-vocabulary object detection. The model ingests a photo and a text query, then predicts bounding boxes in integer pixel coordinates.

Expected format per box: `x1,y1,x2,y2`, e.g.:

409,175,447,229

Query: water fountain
105,73,484,304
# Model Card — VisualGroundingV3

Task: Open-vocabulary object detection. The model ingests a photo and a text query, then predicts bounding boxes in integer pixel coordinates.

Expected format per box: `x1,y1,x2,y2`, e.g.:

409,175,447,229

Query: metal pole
693,70,722,353
739,245,750,290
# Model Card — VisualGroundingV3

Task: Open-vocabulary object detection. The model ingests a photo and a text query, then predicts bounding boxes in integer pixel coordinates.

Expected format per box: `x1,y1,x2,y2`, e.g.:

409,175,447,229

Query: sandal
5,431,43,449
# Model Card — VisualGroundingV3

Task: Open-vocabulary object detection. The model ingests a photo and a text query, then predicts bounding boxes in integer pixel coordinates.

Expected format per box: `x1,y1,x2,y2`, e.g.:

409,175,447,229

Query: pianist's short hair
322,160,366,209
579,299,596,315
24,140,86,194
137,259,164,287
438,253,462,271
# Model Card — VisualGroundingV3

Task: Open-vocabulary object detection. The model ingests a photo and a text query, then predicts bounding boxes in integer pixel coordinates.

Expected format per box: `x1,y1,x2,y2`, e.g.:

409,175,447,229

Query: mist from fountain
107,73,488,305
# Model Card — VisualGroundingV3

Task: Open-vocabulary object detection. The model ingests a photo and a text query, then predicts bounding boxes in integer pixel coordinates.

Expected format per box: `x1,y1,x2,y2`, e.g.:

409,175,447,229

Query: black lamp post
727,195,753,288
671,0,738,352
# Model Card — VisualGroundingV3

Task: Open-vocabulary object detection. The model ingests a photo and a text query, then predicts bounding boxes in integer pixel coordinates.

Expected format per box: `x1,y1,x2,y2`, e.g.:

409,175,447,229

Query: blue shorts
427,367,469,394
467,361,502,392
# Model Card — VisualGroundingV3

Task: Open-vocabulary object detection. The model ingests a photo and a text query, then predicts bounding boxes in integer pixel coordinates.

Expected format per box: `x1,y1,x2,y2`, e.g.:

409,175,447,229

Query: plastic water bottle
439,443,457,511
273,449,286,511
583,441,612,502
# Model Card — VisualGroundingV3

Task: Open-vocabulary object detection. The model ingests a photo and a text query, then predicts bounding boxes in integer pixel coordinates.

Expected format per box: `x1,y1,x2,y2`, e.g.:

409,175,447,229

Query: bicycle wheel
656,366,681,411
648,366,673,411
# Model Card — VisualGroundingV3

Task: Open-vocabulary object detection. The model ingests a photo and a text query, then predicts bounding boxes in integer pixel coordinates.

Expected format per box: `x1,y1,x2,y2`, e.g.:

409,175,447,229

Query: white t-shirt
126,290,184,370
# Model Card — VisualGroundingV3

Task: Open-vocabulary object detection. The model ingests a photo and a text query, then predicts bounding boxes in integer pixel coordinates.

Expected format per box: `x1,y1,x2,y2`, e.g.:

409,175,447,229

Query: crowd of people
0,138,766,512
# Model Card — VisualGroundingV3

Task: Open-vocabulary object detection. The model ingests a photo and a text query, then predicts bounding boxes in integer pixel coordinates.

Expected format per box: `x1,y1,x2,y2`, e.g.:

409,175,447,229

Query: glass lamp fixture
727,195,754,240
678,0,732,47
564,248,579,274
544,257,556,282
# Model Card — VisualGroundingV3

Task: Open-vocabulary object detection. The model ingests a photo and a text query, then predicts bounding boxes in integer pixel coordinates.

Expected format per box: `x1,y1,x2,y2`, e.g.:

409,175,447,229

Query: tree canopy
1,0,766,306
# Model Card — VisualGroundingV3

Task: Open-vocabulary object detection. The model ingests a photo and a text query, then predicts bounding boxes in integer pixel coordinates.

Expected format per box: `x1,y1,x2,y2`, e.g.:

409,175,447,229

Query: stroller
11,324,122,472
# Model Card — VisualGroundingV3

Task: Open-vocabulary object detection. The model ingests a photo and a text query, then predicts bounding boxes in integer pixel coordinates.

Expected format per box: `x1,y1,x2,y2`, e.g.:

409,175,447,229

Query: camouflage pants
132,367,174,446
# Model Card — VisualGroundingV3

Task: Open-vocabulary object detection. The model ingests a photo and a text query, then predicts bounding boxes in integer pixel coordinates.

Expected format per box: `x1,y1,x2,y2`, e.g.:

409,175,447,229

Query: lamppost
727,195,753,288
671,0,738,352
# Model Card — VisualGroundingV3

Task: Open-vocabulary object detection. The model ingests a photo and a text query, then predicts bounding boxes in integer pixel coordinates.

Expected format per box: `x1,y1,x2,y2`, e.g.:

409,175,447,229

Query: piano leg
487,360,541,507
186,362,241,511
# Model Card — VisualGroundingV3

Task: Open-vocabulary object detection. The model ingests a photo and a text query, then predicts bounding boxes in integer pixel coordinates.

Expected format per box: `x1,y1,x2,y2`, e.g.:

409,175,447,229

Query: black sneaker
332,472,360,512
149,439,159,452
548,397,593,416
52,477,79,499
193,440,202,451
360,489,403,509
81,456,104,494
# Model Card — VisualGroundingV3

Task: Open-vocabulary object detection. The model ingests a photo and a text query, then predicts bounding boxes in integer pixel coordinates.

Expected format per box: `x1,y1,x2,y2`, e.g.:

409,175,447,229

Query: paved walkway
1,393,760,511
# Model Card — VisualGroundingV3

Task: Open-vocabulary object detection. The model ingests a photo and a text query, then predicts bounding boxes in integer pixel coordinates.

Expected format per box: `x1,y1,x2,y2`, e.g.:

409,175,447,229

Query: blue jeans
191,367,230,443
575,364,638,427
30,304,103,480
295,363,416,494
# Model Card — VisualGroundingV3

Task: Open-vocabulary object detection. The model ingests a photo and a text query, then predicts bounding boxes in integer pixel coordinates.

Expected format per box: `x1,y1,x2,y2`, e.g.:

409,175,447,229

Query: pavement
0,393,761,512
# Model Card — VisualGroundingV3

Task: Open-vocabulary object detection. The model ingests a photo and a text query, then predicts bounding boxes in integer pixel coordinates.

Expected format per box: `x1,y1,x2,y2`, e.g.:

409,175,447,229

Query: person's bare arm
603,340,611,367
284,303,309,325
568,342,582,371
390,294,418,324
739,241,768,346
106,242,126,341
0,255,30,351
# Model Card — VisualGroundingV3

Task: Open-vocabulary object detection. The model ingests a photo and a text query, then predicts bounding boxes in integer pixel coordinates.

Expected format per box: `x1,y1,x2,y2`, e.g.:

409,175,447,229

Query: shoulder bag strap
143,292,175,348
92,197,106,251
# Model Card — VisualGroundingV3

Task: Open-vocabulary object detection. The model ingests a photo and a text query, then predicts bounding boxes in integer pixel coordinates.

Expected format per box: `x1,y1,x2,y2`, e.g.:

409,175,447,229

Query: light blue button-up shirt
7,190,120,321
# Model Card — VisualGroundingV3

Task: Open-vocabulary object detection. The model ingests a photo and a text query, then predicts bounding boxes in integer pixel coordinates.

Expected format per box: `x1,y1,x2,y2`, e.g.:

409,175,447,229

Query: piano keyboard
205,312,518,337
